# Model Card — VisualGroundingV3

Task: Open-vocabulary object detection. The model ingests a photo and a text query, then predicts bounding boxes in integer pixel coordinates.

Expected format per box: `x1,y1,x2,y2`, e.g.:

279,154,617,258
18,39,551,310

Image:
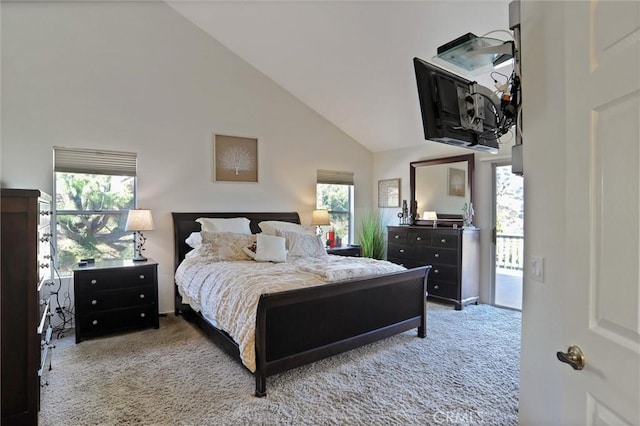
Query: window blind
54,147,137,176
316,169,354,185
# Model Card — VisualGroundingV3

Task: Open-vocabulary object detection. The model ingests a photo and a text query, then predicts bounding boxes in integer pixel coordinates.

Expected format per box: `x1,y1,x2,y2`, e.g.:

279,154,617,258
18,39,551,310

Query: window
316,170,354,247
54,147,137,275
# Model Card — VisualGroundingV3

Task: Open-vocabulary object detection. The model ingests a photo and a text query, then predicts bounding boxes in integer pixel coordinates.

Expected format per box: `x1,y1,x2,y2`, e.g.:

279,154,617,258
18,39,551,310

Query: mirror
410,154,474,224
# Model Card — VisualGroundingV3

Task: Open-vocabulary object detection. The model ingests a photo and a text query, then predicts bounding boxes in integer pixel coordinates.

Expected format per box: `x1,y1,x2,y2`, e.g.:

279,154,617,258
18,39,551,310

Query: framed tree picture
378,178,401,208
213,134,258,182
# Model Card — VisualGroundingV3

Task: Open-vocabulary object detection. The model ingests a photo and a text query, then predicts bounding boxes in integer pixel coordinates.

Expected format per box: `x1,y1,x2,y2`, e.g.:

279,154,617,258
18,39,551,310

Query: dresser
73,259,159,343
1,189,53,425
387,226,479,310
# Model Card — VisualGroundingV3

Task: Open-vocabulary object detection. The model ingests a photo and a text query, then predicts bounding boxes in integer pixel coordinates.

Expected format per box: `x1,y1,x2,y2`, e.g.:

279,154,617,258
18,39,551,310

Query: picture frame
213,134,258,182
378,178,401,208
448,167,466,197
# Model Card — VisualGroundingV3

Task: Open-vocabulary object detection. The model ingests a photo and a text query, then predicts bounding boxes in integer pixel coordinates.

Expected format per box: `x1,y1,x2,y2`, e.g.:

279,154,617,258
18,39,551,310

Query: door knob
556,345,585,370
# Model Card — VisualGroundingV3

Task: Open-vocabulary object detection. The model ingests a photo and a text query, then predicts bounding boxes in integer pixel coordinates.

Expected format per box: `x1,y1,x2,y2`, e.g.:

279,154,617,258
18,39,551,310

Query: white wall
1,1,374,313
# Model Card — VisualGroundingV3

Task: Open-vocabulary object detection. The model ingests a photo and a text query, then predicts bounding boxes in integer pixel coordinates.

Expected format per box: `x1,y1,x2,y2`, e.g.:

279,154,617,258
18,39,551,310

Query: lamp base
132,255,148,262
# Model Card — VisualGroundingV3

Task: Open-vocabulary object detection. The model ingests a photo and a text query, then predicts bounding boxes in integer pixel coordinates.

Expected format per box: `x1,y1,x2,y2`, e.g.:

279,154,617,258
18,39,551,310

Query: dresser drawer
387,243,420,260
76,265,156,294
77,286,156,312
428,280,458,300
388,228,408,244
424,248,458,265
387,257,428,269
407,229,431,245
431,231,460,249
38,200,51,228
429,264,458,282
78,306,158,336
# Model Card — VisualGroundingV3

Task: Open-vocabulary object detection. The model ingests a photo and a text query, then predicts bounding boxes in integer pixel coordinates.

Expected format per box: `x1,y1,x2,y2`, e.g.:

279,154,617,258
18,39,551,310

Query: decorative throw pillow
252,234,287,263
196,217,252,234
277,230,328,258
258,220,312,236
200,231,256,261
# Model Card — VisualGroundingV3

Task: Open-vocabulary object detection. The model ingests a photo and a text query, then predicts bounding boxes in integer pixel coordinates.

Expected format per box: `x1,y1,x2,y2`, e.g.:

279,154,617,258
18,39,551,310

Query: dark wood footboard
254,265,430,396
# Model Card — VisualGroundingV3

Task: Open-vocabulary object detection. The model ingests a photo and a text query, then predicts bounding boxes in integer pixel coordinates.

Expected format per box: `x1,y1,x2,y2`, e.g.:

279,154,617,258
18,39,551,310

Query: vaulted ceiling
166,1,510,153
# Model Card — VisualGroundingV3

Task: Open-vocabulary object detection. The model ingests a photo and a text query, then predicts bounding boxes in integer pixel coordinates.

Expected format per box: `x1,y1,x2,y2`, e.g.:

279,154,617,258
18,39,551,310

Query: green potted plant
358,210,385,260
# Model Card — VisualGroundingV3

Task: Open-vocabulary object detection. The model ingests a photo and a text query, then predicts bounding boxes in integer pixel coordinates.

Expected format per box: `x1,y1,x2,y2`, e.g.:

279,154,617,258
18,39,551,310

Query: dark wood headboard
171,212,301,271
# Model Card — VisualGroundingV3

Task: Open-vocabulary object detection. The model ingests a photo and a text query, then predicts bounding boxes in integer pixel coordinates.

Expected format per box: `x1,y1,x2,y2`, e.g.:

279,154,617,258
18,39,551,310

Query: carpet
39,303,520,425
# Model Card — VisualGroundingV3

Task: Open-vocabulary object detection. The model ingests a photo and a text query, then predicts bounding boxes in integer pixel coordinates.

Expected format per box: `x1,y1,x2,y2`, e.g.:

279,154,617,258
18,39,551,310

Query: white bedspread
175,254,405,372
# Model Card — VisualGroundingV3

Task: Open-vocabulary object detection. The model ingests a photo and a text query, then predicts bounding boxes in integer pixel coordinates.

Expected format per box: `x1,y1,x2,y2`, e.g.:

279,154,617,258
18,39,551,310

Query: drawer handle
434,253,440,258
434,285,439,290
441,238,447,243
140,313,146,318
139,294,145,299
92,320,98,325
416,236,421,241
91,279,97,285
394,235,400,239
399,249,405,253
139,274,145,280
91,300,97,305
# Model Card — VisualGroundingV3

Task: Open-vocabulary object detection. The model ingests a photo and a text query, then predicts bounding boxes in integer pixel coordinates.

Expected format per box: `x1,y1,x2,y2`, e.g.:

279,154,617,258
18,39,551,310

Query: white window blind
316,169,354,185
54,147,137,176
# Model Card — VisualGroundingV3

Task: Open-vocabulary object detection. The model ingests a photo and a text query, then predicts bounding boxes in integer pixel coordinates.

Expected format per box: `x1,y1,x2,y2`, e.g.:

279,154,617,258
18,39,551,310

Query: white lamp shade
125,209,154,231
423,211,438,221
310,209,330,226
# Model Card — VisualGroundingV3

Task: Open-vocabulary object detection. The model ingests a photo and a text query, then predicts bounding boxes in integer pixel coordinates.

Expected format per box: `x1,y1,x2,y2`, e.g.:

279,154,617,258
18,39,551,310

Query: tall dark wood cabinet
1,189,53,425
387,226,480,310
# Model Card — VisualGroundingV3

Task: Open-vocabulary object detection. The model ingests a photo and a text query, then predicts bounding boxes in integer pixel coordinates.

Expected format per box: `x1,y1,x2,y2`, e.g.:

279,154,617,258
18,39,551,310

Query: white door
561,1,639,424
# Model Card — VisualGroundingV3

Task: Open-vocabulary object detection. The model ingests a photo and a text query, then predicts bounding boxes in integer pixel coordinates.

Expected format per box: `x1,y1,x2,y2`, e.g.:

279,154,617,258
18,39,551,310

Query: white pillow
196,217,251,234
253,234,287,263
258,220,311,236
277,230,328,258
185,232,202,248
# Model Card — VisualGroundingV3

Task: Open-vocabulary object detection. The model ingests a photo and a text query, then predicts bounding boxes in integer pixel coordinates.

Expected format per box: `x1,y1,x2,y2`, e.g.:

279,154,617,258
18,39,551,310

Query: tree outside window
55,172,135,275
316,183,353,246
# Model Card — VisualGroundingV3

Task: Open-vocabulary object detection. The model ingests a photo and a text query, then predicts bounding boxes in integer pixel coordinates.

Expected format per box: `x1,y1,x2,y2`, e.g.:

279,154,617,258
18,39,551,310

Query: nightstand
327,246,362,257
73,259,159,343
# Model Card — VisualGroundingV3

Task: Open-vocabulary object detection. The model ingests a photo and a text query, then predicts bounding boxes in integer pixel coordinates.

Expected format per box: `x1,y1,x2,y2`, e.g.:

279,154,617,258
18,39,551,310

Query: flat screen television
413,57,499,153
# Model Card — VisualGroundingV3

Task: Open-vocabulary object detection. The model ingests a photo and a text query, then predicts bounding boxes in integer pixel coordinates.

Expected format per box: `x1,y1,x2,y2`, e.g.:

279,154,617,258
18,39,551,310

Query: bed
172,211,431,397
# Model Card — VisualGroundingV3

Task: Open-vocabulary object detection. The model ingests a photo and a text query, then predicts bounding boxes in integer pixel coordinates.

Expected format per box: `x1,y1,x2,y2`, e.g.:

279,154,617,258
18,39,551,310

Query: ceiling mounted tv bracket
432,33,515,76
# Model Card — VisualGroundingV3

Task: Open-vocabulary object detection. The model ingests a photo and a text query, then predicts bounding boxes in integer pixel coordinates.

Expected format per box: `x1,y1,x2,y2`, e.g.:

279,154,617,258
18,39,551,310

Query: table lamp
125,209,154,261
423,211,438,227
311,209,330,236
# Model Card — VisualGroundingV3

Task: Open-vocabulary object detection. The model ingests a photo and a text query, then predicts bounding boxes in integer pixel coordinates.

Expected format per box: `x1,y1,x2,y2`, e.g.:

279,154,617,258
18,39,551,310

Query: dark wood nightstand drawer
75,265,156,294
77,286,156,312
77,306,158,338
327,246,362,257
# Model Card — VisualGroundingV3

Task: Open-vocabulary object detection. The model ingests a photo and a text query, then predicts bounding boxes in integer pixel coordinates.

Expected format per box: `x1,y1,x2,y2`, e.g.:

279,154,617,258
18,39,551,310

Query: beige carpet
39,303,520,425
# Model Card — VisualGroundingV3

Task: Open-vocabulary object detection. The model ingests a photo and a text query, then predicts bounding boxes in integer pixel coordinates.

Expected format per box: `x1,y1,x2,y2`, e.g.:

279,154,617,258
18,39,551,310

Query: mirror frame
410,153,475,224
